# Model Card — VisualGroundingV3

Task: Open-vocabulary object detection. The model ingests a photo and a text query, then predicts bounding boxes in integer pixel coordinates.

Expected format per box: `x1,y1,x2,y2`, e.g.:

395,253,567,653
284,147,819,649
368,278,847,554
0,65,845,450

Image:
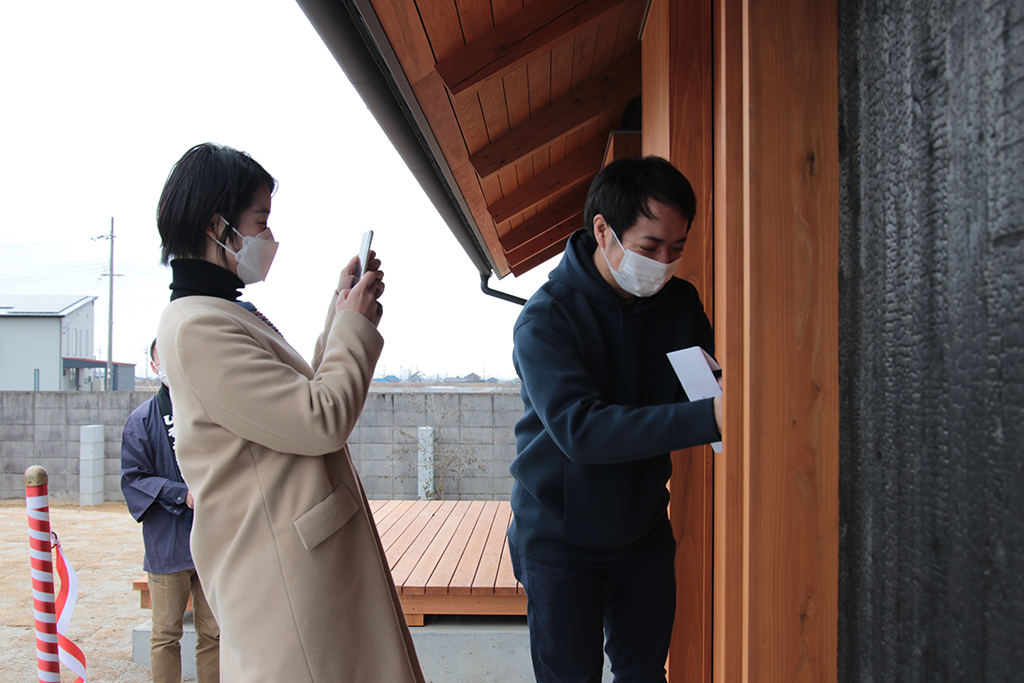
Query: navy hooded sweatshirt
508,229,720,563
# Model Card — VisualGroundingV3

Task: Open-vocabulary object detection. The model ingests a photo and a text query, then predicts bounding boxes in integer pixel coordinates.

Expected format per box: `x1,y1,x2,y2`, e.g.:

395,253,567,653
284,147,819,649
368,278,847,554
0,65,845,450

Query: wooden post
642,0,716,679
713,0,839,681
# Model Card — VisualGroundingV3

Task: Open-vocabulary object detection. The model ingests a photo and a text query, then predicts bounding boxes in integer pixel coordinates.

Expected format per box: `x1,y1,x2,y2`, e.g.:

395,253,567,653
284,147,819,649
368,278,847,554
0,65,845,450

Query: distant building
0,294,134,391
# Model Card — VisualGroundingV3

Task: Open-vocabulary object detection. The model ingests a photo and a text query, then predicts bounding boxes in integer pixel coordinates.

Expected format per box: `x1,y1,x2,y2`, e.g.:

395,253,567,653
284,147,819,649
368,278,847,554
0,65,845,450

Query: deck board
424,500,487,595
403,500,472,595
371,499,526,624
449,501,500,596
472,503,512,595
134,499,526,626
389,501,458,588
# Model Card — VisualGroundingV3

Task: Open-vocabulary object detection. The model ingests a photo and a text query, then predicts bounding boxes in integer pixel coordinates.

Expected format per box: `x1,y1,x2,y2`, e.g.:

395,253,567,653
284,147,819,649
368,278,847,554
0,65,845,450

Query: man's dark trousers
509,534,676,683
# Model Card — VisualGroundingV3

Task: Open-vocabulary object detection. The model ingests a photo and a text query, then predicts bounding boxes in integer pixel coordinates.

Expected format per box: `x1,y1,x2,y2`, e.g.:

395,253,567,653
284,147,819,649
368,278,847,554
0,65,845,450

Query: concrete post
418,427,434,500
79,425,105,506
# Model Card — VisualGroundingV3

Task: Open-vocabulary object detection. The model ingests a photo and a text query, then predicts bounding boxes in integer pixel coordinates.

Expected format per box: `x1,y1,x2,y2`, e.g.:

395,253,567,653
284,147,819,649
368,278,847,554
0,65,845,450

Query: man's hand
185,491,194,509
336,251,385,325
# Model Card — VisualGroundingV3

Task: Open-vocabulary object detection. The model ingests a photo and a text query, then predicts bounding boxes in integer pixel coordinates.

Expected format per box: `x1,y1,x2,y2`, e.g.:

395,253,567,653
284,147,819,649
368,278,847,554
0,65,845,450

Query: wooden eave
301,0,646,278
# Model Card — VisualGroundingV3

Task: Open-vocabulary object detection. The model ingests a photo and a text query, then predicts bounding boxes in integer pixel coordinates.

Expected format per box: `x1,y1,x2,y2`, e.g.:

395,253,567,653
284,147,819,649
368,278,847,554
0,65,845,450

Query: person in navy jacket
121,339,219,683
508,157,724,683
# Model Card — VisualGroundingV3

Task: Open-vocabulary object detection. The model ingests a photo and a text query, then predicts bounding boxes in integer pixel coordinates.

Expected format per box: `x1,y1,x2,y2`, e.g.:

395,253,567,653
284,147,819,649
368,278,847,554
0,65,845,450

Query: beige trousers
148,569,220,683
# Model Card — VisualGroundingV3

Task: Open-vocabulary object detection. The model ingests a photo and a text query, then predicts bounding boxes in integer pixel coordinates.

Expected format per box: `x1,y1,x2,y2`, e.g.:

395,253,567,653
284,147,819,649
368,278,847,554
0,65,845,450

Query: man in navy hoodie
508,156,723,683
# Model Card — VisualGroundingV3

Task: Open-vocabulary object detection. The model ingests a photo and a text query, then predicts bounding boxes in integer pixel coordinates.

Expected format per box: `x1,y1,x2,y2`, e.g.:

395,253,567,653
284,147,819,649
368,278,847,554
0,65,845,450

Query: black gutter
294,0,525,305
481,273,527,305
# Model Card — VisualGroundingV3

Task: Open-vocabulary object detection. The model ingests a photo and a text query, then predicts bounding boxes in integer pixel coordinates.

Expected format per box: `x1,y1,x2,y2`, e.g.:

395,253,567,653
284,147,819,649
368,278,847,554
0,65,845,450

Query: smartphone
356,230,374,282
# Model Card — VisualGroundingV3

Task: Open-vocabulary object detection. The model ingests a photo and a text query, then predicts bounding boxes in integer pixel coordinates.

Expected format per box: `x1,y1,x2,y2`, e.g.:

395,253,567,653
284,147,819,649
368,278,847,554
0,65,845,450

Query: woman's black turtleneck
169,259,245,302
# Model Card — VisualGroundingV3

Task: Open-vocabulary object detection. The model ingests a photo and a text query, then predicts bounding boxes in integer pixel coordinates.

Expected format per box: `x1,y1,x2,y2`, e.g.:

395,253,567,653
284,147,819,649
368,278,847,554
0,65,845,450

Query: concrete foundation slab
131,614,614,682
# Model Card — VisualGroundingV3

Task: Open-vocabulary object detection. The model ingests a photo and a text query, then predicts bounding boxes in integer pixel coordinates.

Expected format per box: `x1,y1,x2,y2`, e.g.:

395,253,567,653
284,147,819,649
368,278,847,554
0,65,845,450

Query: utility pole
92,219,118,390
106,217,114,390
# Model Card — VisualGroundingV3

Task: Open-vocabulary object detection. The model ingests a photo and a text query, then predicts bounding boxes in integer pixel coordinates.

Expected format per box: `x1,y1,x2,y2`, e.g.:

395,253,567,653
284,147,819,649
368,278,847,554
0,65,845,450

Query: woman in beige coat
154,143,423,683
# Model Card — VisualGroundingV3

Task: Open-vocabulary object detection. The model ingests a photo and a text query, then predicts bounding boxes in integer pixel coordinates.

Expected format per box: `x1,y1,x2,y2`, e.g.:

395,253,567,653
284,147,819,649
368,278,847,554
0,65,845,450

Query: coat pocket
292,483,360,551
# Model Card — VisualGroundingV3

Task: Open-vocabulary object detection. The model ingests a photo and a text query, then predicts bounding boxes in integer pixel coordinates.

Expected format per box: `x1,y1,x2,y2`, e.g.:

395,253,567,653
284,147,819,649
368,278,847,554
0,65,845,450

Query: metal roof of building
0,294,97,317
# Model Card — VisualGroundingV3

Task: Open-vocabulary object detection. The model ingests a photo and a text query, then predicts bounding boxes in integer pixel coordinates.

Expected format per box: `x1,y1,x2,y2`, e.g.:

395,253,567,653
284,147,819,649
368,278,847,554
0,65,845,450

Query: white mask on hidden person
602,227,679,298
214,217,279,285
153,363,169,387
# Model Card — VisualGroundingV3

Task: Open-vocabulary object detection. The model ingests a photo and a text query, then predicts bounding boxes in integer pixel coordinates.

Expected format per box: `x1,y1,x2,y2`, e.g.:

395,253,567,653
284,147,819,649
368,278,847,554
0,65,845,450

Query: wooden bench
133,499,526,626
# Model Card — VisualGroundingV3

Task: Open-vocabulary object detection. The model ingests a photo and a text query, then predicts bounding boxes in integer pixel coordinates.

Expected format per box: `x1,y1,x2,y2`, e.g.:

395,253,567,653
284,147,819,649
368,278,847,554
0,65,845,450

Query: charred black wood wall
838,0,1024,680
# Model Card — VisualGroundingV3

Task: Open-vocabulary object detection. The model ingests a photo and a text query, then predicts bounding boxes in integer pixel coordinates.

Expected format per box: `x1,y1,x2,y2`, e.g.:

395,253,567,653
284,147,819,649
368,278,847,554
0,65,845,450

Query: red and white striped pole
25,466,60,683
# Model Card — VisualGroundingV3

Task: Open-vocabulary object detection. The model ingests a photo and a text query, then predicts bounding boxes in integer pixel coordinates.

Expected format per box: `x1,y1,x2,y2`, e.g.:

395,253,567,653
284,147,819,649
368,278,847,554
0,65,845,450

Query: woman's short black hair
156,143,277,265
582,156,697,244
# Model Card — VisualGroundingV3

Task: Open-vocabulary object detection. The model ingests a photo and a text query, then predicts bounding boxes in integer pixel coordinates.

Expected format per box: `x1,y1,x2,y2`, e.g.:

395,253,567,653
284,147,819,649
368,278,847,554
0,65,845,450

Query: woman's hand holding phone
336,251,384,325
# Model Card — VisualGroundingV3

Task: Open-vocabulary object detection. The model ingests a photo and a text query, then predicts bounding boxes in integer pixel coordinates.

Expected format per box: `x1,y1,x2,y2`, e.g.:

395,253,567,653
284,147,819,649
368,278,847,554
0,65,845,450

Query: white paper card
666,346,722,452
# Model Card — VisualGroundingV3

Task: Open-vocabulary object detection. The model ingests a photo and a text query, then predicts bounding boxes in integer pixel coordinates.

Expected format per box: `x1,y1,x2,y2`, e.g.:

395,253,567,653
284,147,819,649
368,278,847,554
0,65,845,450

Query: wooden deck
371,499,526,626
133,499,525,626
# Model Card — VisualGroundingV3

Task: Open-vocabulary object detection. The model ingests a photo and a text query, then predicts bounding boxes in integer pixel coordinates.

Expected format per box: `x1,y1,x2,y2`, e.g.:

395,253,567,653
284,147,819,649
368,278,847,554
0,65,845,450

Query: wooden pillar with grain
641,0,716,679
714,0,840,682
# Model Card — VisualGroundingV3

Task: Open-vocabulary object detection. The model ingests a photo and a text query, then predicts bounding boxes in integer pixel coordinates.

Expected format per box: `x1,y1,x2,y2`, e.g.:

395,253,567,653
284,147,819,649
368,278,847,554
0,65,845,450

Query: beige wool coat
157,293,423,683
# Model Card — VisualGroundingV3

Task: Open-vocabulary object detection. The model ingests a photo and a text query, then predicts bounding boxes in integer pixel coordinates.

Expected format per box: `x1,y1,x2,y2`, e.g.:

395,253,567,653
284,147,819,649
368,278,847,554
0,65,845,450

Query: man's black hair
149,338,158,360
582,156,697,242
157,143,277,266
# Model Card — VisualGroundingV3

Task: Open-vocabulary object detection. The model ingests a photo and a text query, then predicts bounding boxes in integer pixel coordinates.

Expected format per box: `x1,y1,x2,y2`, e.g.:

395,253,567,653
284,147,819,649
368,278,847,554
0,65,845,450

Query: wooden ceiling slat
591,11,621,72
454,0,493,43
416,0,464,62
468,51,641,179
570,22,600,88
509,223,579,276
504,66,533,130
563,125,585,155
479,79,511,143
530,147,552,178
496,166,520,202
435,0,633,97
487,137,605,224
613,0,644,55
549,38,576,102
526,52,552,115
513,156,536,196
492,0,523,25
506,215,580,267
480,169,506,206
498,185,590,251
451,84,489,152
370,0,438,84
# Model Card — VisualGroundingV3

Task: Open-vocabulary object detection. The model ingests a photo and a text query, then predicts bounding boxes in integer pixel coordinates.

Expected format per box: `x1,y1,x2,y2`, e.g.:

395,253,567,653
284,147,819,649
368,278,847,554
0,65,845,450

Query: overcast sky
0,0,558,381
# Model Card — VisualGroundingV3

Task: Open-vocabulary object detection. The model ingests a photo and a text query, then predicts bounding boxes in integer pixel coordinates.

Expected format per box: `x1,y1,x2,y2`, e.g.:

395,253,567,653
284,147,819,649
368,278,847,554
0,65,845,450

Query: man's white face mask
213,216,279,285
601,228,679,298
153,362,169,387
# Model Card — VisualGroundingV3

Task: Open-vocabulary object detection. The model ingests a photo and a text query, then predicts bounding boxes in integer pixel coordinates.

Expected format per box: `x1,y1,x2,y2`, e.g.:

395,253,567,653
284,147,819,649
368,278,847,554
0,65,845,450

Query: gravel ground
0,500,159,682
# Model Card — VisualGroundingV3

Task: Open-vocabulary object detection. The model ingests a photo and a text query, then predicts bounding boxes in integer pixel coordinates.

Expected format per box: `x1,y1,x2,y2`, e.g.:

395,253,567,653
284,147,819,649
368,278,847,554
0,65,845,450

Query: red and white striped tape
54,533,87,682
26,468,87,683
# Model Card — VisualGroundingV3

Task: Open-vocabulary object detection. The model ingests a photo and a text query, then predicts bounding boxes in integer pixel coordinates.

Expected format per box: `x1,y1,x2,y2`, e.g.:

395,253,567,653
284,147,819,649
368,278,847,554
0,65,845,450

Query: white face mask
154,363,169,387
601,228,679,298
214,217,279,285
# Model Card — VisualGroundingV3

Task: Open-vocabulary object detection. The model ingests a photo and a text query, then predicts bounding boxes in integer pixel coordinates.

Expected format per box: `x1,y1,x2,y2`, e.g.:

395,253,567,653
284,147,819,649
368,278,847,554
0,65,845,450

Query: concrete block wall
0,391,153,501
350,385,520,500
1,385,523,502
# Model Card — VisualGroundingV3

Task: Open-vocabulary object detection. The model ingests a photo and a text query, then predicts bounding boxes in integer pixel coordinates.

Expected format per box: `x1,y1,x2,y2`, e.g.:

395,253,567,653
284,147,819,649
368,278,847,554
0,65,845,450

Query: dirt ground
0,500,162,682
